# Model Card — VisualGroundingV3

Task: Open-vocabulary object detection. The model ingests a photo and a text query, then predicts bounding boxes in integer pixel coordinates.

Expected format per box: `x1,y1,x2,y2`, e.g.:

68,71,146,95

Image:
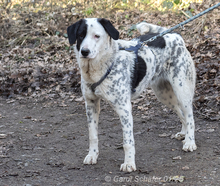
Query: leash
141,2,220,46
90,2,220,93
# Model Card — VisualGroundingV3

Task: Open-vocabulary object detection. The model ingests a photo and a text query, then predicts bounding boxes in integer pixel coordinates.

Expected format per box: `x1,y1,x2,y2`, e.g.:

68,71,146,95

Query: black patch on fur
131,56,146,91
98,18,119,40
137,33,166,48
76,19,87,51
67,19,87,51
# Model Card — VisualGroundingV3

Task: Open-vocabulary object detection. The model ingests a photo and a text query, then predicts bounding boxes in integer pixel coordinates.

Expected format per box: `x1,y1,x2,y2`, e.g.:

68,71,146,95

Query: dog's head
67,18,119,59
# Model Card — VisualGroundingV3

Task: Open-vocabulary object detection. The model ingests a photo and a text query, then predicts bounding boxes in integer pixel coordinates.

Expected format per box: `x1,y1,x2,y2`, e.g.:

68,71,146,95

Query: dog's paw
120,162,136,172
175,132,185,140
182,140,197,152
83,153,99,164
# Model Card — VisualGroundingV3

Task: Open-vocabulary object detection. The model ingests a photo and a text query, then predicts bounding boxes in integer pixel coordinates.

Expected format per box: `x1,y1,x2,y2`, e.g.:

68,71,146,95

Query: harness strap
90,61,114,92
119,42,142,55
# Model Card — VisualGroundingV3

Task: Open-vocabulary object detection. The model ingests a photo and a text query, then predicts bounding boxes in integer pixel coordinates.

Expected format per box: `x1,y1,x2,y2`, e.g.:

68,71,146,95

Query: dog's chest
80,60,105,84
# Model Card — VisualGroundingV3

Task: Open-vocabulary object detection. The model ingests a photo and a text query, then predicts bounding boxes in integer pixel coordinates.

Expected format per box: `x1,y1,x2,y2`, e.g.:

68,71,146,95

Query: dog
67,18,197,172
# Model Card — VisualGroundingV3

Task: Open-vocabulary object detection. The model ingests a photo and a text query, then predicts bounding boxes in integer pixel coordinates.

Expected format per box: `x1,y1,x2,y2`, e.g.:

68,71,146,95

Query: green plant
127,24,136,37
85,7,94,16
162,0,174,9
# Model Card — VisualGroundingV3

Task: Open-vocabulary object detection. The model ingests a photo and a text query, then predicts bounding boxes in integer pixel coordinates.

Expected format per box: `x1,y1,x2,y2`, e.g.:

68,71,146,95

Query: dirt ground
0,1,220,185
0,90,219,186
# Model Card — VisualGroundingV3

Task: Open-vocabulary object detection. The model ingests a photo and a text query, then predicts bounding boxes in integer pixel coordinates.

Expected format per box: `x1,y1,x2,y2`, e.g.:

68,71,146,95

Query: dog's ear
98,18,119,40
67,19,83,45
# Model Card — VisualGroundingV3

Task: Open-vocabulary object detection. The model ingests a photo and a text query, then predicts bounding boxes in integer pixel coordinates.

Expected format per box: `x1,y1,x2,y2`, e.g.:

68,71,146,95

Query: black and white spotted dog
67,18,197,172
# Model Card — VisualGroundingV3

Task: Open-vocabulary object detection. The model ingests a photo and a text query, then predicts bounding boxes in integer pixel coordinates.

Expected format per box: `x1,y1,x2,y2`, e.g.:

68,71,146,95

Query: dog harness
90,43,143,93
90,61,114,92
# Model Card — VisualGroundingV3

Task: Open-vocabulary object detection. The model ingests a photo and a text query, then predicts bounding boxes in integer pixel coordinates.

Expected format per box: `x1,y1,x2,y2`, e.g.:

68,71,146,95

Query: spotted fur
67,18,197,172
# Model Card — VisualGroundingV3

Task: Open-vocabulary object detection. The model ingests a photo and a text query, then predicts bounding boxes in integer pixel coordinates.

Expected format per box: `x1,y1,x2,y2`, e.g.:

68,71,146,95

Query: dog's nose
81,48,90,57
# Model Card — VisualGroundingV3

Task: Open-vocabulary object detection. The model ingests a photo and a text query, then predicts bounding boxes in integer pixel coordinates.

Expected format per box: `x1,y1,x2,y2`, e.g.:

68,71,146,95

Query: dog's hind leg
151,78,197,152
83,98,101,164
173,92,197,152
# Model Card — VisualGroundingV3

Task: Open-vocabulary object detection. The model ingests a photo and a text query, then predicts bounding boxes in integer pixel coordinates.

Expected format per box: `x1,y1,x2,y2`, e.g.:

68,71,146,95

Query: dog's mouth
80,56,94,59
80,53,97,59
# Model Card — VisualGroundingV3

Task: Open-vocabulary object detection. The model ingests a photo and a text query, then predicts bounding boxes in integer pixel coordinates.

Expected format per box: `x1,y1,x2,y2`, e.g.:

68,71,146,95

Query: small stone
75,97,84,102
173,156,182,160
206,129,214,133
182,166,189,170
0,134,7,139
159,133,170,137
170,134,176,139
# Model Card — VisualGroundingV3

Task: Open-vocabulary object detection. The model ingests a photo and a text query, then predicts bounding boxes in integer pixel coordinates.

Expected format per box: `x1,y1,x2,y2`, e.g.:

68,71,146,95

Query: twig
193,103,198,110
43,31,51,37
181,10,191,18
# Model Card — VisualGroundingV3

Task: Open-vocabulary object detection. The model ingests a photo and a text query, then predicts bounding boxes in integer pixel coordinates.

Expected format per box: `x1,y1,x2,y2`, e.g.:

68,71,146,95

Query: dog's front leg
83,98,100,165
116,103,136,172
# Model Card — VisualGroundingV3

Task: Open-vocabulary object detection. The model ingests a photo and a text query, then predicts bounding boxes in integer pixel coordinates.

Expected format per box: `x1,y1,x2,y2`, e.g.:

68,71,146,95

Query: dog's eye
95,35,100,39
79,34,84,39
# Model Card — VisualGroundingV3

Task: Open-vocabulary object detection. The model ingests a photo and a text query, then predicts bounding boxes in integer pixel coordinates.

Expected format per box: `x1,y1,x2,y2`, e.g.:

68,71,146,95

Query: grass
1,0,203,13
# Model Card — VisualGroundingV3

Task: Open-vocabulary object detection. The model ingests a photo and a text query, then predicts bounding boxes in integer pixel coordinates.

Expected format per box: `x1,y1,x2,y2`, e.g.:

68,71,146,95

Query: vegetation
1,0,203,13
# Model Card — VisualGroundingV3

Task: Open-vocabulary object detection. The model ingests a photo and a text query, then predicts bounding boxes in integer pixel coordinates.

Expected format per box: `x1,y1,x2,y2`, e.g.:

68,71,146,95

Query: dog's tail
136,22,167,35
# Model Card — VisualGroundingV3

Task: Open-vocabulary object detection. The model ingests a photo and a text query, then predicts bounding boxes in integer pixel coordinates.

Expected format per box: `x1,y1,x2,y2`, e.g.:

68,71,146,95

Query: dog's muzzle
81,48,90,58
